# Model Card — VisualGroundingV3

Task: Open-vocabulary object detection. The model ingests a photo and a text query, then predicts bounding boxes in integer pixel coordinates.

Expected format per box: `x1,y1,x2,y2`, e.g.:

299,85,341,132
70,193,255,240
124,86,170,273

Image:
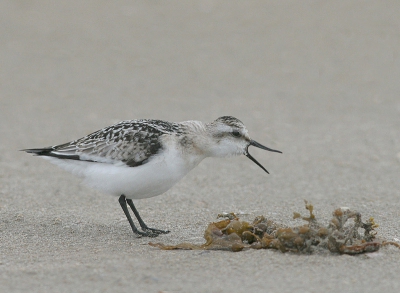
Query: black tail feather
22,148,82,161
21,148,54,156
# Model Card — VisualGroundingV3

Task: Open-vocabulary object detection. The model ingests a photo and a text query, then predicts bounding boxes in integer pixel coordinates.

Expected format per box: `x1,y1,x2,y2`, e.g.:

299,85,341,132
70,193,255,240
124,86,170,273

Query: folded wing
23,120,182,167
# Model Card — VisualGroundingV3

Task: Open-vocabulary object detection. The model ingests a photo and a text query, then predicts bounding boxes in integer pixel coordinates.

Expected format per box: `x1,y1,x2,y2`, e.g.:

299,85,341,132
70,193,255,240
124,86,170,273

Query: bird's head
204,116,282,174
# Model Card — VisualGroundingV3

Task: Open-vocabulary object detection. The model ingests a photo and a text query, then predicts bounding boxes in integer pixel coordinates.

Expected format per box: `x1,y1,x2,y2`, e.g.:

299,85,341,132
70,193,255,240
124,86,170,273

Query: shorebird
23,116,281,237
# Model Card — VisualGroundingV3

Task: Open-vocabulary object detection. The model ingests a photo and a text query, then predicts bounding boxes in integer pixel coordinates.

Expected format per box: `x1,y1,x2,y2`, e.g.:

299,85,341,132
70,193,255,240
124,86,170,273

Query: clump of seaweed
149,201,400,254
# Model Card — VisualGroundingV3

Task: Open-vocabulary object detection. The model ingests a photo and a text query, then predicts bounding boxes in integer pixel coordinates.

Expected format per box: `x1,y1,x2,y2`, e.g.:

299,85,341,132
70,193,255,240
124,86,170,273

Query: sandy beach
1,1,400,292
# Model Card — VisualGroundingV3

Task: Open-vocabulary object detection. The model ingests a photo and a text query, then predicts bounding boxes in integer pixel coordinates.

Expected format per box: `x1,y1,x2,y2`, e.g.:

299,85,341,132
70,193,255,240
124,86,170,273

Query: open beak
245,140,282,174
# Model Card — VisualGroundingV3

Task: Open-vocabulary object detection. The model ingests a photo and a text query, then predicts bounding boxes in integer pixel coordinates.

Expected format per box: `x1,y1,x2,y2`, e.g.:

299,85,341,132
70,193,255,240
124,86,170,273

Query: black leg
118,195,160,237
126,198,170,235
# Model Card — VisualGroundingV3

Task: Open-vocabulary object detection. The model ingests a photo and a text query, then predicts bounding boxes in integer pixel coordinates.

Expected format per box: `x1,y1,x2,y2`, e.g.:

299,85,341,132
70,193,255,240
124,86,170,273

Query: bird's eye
231,130,241,137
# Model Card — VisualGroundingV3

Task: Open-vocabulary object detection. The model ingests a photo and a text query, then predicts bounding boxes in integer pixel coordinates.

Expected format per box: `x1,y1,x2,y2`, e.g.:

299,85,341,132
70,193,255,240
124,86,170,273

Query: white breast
43,139,205,199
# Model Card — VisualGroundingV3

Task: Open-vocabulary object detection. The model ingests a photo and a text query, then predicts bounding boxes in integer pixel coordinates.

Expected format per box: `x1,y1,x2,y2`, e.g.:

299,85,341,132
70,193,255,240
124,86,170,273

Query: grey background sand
1,1,400,292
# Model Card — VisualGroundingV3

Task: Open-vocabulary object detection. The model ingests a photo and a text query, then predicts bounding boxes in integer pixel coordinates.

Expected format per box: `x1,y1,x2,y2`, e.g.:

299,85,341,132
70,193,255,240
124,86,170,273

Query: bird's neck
178,120,215,157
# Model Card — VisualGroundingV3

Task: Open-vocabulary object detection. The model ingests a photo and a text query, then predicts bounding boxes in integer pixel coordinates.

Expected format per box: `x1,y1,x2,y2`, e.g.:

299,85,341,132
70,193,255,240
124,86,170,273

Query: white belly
43,147,204,199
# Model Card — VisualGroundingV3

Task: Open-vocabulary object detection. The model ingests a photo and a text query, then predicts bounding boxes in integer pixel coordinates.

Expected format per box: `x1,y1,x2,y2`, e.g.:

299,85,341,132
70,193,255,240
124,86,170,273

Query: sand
1,1,400,292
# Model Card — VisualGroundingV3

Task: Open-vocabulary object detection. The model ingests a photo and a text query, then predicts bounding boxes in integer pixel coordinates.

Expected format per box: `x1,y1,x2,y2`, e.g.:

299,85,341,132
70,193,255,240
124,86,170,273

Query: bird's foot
134,227,170,238
142,227,170,236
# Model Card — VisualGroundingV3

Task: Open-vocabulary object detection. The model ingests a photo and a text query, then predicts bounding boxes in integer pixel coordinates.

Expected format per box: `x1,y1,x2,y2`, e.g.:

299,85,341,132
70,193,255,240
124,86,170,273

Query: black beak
245,140,282,174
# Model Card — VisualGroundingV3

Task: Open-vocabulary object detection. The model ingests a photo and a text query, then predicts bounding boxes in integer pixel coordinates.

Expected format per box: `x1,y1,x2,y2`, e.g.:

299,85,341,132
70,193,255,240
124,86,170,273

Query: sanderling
23,116,281,237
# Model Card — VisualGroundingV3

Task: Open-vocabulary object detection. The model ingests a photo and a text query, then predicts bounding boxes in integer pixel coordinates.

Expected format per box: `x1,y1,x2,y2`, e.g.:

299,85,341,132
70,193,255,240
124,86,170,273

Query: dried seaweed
149,201,399,254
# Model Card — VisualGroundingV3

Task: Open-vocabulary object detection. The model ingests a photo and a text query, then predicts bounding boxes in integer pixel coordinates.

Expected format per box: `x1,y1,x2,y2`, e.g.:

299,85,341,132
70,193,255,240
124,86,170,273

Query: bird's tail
21,148,54,156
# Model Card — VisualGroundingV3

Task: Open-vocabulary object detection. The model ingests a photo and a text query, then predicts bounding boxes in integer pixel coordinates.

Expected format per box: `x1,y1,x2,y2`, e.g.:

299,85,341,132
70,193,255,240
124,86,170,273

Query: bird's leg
118,195,159,237
126,198,170,235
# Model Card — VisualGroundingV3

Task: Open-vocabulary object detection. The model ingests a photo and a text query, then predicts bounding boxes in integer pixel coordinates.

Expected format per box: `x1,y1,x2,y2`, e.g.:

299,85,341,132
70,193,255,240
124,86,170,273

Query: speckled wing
24,120,184,167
